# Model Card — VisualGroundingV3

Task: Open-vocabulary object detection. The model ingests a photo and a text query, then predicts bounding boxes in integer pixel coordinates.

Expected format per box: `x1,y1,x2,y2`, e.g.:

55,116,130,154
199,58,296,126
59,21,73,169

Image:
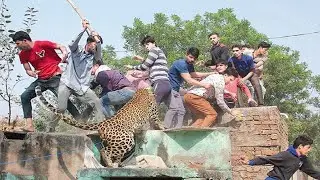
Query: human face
241,47,248,52
86,42,97,54
209,34,220,45
144,42,156,51
232,47,242,58
224,74,236,84
297,145,312,156
15,40,30,50
216,63,227,74
186,54,197,64
91,64,99,75
259,47,269,55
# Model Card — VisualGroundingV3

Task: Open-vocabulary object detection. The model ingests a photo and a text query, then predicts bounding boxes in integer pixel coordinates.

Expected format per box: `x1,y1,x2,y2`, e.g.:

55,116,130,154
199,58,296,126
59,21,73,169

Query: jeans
244,73,264,105
152,79,186,129
58,82,105,123
152,79,172,104
163,90,186,129
20,75,80,119
100,87,135,117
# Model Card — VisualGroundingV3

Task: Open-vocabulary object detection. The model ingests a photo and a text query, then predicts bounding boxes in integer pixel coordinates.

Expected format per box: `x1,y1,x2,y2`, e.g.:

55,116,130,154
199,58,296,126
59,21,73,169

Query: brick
262,149,278,156
261,120,277,125
228,107,288,180
270,134,278,140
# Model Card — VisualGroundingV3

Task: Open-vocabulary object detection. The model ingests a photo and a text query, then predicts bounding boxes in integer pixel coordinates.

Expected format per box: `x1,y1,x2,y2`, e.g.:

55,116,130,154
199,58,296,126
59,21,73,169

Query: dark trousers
20,75,81,119
248,73,264,105
152,79,172,105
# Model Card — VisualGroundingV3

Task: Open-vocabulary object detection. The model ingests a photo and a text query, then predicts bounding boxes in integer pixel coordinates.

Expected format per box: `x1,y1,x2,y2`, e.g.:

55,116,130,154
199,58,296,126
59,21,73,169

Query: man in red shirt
11,31,80,132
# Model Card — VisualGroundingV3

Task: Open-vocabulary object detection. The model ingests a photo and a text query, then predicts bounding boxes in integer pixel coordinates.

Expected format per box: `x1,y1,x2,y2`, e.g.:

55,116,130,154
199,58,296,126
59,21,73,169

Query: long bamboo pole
65,0,92,34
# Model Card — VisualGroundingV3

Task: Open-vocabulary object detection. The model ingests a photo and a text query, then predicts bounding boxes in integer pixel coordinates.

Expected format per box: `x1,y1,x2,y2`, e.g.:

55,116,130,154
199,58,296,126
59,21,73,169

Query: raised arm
133,48,159,71
91,31,102,62
69,28,86,52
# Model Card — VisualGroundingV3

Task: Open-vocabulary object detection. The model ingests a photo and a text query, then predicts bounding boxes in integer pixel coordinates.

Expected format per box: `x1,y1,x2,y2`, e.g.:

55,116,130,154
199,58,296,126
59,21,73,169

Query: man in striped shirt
125,36,185,129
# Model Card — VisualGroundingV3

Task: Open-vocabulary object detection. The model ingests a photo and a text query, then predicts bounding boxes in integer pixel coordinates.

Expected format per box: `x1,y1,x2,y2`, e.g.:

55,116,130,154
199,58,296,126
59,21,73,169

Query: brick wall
218,106,288,180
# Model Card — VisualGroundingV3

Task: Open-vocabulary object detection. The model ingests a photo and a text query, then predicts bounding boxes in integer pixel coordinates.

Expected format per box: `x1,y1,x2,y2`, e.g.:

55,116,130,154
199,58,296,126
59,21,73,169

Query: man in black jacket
204,32,229,70
243,135,320,180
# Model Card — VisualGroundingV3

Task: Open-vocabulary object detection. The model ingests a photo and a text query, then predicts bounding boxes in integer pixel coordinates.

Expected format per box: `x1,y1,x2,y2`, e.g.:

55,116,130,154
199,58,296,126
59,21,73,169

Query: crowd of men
12,19,270,132
10,19,320,180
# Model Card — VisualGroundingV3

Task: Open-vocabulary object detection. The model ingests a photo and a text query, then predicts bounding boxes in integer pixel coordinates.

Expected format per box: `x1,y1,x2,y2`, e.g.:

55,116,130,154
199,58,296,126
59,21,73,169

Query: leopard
35,86,160,167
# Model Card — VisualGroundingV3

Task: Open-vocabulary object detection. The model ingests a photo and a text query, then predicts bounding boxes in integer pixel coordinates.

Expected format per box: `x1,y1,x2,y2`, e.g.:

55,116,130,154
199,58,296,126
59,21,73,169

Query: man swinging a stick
53,19,106,131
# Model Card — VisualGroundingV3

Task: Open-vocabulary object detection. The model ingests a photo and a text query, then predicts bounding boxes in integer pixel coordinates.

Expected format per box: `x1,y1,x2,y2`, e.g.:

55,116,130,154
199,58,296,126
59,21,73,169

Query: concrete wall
79,128,233,179
0,132,94,180
0,106,289,180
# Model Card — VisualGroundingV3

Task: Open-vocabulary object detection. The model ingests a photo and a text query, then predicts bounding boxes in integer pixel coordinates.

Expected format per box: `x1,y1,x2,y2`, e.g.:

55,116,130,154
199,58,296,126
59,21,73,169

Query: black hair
87,35,103,44
186,47,200,59
11,31,32,42
94,60,104,66
293,135,313,149
258,41,271,49
208,32,220,38
242,44,252,49
140,35,156,46
231,44,242,50
224,67,239,77
215,59,228,65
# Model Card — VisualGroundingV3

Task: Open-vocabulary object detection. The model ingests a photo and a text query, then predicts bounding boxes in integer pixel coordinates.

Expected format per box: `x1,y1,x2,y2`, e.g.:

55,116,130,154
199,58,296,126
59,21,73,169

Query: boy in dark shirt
243,135,320,180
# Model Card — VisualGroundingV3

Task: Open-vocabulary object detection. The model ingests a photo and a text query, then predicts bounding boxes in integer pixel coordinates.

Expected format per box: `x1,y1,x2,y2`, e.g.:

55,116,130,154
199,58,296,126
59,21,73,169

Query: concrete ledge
77,168,232,179
0,132,95,180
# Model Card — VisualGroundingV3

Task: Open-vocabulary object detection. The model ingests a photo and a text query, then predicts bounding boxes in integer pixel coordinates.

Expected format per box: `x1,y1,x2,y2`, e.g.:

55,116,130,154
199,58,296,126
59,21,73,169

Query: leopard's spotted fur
35,86,159,167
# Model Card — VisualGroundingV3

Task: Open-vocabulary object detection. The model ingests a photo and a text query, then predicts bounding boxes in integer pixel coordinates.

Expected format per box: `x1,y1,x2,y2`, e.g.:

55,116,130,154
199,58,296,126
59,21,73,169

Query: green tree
121,8,311,115
122,8,268,64
264,46,312,117
119,8,320,165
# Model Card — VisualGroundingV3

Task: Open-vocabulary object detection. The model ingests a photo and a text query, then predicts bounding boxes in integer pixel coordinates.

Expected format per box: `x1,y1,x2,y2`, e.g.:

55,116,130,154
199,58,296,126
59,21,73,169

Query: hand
194,60,204,66
82,19,90,29
229,92,237,102
132,55,144,62
239,79,245,86
124,65,133,70
239,155,249,165
28,70,40,78
248,98,258,107
91,31,99,37
202,83,212,89
230,108,241,118
61,53,68,63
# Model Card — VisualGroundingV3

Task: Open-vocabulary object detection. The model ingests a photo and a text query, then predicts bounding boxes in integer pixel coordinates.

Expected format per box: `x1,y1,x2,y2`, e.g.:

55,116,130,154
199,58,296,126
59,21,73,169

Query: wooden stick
65,0,92,34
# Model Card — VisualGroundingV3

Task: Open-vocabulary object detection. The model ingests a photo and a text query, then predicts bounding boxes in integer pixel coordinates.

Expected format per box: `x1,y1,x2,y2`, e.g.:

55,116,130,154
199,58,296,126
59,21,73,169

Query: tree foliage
122,9,268,64
117,8,320,165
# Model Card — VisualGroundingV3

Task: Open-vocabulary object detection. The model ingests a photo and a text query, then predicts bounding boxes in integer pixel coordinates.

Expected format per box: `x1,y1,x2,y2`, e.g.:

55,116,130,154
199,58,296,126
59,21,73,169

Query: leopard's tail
35,86,100,131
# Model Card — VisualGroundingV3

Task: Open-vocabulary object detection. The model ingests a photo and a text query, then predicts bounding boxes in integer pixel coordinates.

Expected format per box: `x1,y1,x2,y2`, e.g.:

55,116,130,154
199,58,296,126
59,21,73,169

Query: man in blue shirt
228,44,264,106
167,47,214,128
